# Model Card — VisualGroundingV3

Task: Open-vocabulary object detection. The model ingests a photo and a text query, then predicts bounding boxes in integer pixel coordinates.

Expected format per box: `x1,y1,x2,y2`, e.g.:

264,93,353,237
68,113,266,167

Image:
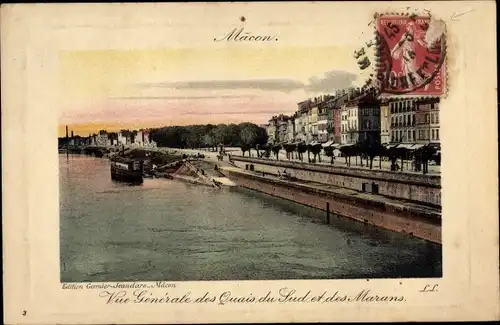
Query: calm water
60,155,441,282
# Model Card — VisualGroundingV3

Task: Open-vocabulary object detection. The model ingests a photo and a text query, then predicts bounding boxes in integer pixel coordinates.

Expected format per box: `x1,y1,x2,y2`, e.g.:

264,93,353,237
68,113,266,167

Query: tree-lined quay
246,85,442,175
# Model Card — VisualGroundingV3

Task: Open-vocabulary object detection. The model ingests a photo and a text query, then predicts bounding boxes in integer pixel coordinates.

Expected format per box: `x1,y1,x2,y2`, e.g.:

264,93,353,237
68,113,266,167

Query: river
60,154,441,282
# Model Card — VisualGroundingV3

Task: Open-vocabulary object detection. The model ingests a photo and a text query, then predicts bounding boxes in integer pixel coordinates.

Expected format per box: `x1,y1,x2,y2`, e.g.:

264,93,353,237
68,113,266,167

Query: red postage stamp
375,15,446,96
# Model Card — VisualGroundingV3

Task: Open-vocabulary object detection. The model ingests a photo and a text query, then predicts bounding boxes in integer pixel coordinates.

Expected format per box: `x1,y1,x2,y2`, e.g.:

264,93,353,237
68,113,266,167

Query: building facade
265,121,277,144
341,103,359,144
317,101,329,143
341,93,381,145
96,131,111,147
285,115,296,143
134,130,153,147
358,100,381,143
295,100,311,142
390,99,417,143
380,99,391,144
304,95,335,143
332,93,348,143
308,102,318,143
415,98,440,145
276,115,290,143
118,132,128,145
429,100,440,144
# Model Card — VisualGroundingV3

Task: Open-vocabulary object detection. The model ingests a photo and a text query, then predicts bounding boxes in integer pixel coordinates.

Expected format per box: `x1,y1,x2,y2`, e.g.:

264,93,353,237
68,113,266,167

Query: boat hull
111,165,143,184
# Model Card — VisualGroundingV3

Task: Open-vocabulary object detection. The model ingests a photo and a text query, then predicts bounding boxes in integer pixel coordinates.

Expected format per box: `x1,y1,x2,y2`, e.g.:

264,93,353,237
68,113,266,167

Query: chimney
71,131,74,138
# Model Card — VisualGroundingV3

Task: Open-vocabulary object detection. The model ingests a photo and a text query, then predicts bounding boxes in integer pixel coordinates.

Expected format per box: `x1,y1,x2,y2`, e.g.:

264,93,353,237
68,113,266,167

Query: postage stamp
375,14,446,96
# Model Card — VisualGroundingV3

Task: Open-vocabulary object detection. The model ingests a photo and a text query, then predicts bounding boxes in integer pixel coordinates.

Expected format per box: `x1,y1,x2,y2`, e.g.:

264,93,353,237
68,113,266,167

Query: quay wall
222,169,441,244
230,156,441,207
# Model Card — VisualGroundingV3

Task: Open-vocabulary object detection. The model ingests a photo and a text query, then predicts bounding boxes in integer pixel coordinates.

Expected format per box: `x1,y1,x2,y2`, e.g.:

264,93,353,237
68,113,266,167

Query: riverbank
105,147,234,187
229,156,441,206
220,166,441,244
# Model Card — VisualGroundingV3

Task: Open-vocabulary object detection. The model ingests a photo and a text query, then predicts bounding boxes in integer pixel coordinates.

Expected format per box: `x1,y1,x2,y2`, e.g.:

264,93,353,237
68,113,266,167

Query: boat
110,156,144,184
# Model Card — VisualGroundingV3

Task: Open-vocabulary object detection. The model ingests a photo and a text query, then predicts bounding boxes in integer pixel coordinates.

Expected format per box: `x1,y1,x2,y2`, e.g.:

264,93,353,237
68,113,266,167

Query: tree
271,144,281,160
296,142,307,162
323,146,335,164
240,125,258,157
309,144,323,163
366,141,383,169
212,124,230,148
256,143,271,158
227,123,241,147
256,143,262,157
203,133,215,151
340,144,357,166
283,143,296,160
387,147,399,171
148,122,266,152
240,144,252,157
419,145,437,174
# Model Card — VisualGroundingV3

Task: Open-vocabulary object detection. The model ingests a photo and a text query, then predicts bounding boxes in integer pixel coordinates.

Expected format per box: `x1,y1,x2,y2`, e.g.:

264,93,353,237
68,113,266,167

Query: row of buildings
62,129,157,148
263,87,440,147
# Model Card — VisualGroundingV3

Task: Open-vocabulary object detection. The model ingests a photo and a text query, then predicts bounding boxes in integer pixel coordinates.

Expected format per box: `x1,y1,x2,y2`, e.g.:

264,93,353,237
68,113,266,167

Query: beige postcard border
2,2,499,323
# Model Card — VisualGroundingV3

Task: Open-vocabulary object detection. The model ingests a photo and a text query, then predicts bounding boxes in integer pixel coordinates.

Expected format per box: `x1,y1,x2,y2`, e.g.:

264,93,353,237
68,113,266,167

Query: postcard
2,1,499,323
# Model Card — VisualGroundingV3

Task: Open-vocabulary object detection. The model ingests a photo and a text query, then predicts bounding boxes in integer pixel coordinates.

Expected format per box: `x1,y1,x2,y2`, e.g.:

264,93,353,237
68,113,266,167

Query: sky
58,46,367,136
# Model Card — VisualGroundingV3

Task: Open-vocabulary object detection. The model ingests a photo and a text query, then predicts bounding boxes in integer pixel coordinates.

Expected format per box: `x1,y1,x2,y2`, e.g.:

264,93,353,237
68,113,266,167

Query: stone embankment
220,156,442,244
230,156,441,207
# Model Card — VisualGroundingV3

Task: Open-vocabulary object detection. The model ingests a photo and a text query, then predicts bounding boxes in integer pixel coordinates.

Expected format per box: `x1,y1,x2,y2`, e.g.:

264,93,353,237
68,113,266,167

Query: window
413,130,416,140
391,131,395,141
408,130,412,140
431,129,435,139
404,115,407,125
390,103,394,114
399,130,403,140
425,114,430,123
412,114,415,125
431,103,435,109
436,113,440,124
436,129,440,140
431,113,435,124
419,130,423,140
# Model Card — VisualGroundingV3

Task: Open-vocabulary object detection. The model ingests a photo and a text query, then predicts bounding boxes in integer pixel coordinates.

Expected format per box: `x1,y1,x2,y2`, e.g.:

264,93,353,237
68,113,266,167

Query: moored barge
110,156,144,184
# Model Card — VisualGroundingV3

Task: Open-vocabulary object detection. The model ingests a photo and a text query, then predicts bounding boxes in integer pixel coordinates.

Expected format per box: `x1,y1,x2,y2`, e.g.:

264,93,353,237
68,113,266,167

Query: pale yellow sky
59,46,370,136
